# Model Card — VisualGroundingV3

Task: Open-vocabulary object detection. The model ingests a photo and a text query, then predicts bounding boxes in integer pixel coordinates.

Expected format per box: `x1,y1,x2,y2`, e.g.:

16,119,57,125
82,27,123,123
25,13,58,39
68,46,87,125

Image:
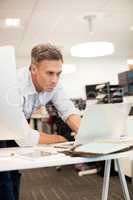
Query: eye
47,72,53,76
57,72,62,77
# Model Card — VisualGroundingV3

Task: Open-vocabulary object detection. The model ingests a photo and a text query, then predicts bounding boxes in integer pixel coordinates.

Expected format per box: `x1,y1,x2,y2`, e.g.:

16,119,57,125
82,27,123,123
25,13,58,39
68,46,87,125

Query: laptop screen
75,103,130,145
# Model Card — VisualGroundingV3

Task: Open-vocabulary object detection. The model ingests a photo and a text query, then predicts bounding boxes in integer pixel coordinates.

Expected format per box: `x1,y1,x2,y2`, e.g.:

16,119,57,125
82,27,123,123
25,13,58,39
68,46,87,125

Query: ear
30,64,37,74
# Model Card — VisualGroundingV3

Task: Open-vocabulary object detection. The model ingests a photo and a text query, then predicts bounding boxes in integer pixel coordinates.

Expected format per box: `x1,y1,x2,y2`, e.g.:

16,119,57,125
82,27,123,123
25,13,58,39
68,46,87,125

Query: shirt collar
28,70,38,95
22,69,38,96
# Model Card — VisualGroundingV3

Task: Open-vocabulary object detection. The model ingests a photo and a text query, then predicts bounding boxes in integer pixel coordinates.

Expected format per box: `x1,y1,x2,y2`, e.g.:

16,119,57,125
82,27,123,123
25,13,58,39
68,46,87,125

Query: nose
51,74,58,84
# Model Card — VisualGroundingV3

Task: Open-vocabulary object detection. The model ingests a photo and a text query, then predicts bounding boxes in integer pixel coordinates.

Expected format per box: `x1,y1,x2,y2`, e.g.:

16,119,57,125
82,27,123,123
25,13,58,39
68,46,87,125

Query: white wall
16,55,128,99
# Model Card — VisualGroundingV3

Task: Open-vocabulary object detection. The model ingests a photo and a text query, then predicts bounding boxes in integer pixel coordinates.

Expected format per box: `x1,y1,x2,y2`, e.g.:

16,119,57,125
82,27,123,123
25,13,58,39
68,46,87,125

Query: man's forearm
39,132,67,144
66,114,81,134
39,114,81,144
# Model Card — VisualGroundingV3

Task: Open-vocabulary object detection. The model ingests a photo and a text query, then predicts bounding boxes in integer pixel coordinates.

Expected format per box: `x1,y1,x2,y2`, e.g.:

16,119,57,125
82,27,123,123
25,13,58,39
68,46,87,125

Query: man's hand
39,133,67,144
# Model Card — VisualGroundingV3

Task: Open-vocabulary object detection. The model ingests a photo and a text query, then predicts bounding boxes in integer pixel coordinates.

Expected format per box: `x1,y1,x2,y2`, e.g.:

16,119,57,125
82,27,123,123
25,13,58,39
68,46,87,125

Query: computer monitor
75,103,130,145
0,46,24,140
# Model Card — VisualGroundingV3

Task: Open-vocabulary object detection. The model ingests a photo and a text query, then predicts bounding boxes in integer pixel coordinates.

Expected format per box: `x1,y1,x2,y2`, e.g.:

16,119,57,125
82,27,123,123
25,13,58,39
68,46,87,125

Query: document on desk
15,145,67,161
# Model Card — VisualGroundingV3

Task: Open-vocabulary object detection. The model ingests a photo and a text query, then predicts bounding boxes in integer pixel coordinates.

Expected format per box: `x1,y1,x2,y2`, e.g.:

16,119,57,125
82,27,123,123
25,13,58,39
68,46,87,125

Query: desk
0,145,132,200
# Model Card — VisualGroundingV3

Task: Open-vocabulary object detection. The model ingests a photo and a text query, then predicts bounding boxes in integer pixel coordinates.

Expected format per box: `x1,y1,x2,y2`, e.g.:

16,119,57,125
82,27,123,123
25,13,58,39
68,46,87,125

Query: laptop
53,103,131,155
75,103,131,145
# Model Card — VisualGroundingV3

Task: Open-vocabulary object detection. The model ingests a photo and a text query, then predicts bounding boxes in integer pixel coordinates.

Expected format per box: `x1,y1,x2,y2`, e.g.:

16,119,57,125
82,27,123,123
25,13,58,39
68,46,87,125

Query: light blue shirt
17,67,79,146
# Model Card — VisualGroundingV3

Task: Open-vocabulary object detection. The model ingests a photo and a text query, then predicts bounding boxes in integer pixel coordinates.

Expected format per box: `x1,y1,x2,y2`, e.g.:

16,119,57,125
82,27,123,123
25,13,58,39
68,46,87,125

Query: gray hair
31,43,63,64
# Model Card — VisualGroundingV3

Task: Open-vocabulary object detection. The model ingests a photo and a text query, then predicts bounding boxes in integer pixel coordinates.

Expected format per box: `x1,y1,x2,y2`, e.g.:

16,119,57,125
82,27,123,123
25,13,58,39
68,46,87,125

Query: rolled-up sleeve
51,84,80,121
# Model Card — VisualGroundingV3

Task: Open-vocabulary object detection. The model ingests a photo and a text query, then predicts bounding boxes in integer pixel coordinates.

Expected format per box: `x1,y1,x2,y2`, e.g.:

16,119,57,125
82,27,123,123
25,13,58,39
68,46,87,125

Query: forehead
38,59,62,72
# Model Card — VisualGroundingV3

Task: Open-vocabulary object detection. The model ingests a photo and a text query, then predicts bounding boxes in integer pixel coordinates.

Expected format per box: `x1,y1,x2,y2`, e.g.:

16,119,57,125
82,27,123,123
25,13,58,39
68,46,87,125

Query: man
18,43,80,145
0,43,81,200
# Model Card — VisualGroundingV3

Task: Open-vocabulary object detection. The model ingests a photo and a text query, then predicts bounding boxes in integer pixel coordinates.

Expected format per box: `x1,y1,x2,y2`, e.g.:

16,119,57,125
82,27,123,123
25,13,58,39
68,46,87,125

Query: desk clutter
85,82,124,104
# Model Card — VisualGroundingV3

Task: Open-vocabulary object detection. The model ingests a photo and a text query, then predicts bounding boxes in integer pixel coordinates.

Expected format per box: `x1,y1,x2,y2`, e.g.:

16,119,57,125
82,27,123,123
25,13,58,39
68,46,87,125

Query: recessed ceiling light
70,42,114,57
130,27,133,31
5,18,20,27
71,15,114,58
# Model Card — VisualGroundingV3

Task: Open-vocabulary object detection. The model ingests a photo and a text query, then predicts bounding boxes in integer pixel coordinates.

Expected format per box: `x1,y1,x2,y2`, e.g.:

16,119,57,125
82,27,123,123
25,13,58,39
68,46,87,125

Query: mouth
49,84,56,89
47,86,56,91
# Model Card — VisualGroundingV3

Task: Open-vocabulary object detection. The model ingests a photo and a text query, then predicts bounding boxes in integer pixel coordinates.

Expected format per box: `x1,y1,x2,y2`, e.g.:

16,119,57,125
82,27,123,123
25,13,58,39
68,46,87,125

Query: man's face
31,59,62,92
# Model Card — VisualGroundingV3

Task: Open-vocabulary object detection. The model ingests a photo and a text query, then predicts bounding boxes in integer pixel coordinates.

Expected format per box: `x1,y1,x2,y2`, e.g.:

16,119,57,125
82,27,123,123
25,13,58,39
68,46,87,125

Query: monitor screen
0,46,24,140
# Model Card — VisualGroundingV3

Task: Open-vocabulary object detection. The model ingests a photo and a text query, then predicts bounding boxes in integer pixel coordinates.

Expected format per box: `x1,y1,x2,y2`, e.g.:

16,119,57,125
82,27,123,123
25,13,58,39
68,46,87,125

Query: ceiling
0,0,133,59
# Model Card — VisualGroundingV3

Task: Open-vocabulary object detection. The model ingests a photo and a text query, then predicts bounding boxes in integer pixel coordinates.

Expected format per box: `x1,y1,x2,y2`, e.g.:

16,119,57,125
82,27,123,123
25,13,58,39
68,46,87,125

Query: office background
0,1,133,200
0,0,133,99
